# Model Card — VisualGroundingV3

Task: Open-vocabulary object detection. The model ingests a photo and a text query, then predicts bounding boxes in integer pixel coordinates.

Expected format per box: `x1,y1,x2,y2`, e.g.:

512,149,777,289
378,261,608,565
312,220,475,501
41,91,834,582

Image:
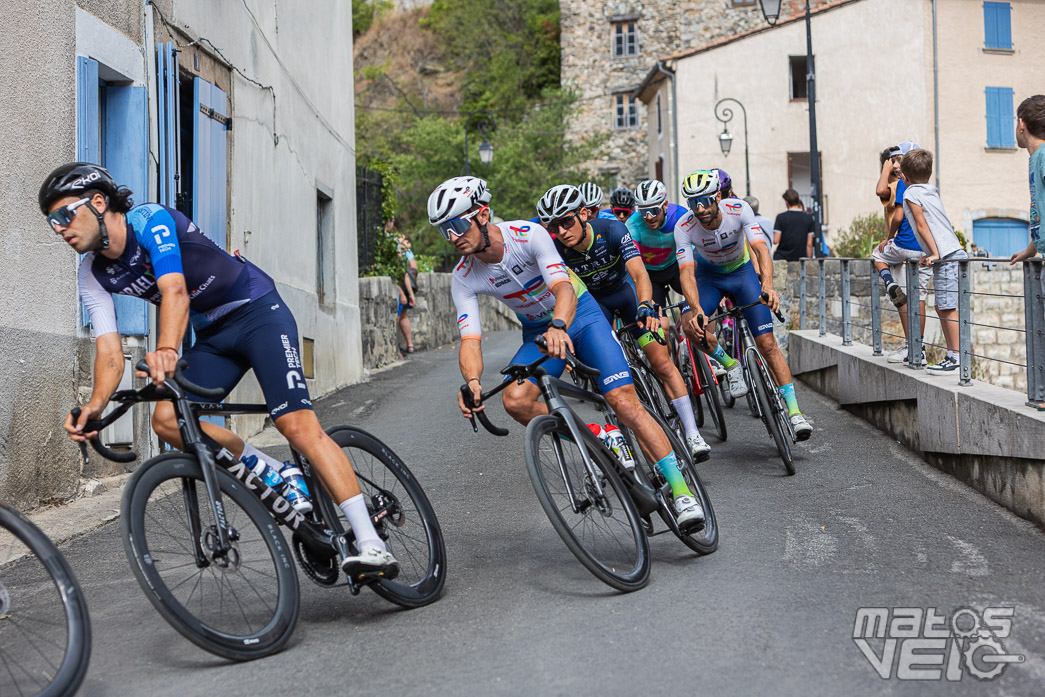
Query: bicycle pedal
678,518,706,535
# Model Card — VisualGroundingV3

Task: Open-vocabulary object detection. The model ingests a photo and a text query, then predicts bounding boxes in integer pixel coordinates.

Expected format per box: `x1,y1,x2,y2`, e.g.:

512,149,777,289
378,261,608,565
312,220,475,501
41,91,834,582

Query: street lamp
463,110,496,175
759,0,824,258
714,98,750,196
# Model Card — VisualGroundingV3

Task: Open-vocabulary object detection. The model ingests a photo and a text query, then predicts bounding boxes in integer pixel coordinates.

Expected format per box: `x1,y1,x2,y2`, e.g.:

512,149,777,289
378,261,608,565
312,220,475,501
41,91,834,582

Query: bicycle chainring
293,535,339,586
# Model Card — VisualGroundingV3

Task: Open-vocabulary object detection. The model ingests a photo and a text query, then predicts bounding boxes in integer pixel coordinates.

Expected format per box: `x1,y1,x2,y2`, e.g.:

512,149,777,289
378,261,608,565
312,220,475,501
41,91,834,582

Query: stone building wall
560,0,766,190
358,273,522,371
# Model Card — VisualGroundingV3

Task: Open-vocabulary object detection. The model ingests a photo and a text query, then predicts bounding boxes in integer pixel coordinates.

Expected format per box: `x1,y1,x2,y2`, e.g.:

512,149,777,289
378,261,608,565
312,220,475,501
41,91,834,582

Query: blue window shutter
999,87,1016,147
986,87,999,147
156,43,178,207
103,85,150,335
192,77,228,247
983,2,1012,49
76,57,100,328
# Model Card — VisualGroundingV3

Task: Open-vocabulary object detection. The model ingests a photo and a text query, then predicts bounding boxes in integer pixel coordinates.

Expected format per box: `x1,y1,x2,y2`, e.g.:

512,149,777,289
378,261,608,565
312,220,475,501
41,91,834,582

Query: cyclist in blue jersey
432,176,705,528
609,187,635,224
42,162,398,578
536,185,711,460
577,182,616,221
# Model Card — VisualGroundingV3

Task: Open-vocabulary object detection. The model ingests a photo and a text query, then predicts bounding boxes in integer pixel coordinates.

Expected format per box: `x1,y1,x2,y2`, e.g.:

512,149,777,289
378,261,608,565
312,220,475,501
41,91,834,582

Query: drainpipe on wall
932,0,940,191
653,60,679,194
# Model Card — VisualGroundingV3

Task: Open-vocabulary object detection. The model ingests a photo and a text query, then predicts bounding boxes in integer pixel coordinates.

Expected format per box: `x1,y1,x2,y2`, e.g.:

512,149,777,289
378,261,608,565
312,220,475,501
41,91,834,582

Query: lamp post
463,110,496,176
759,0,824,257
714,98,750,196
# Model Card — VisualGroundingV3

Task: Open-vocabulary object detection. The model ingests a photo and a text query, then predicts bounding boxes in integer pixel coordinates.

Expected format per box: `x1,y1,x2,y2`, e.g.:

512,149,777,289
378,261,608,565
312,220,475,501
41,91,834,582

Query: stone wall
560,0,767,188
358,273,521,370
777,259,1037,394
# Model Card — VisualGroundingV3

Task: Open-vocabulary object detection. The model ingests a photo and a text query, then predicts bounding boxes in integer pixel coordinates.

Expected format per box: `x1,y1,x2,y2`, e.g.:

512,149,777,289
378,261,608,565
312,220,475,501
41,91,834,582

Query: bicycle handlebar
70,407,138,463
616,321,667,346
134,359,227,399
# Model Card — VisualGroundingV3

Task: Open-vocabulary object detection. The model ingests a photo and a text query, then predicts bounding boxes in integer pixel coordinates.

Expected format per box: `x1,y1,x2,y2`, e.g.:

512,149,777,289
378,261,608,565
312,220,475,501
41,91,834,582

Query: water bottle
246,455,285,490
603,425,636,470
278,462,313,514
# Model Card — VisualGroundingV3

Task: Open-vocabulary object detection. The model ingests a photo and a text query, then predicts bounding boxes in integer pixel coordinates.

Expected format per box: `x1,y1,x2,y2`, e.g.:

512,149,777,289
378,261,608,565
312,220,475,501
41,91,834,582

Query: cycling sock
778,382,800,417
710,344,737,369
654,452,693,499
671,396,700,440
879,268,896,285
947,350,959,361
339,494,386,552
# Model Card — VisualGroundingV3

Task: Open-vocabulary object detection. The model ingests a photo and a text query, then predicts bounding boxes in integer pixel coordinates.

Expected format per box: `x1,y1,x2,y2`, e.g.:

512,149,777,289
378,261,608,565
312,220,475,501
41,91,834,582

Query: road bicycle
461,337,717,593
660,301,727,442
73,360,445,661
0,501,91,697
704,297,797,475
610,316,677,438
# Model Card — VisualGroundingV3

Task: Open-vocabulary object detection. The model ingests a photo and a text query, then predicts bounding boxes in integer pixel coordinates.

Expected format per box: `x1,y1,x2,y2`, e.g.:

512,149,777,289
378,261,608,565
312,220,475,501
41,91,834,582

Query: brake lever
759,292,786,323
459,385,480,433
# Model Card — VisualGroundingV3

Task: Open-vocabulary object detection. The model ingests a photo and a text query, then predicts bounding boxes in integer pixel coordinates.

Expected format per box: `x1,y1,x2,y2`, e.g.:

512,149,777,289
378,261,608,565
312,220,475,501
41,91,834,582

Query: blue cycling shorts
509,293,634,394
593,278,660,348
694,260,774,338
181,290,314,420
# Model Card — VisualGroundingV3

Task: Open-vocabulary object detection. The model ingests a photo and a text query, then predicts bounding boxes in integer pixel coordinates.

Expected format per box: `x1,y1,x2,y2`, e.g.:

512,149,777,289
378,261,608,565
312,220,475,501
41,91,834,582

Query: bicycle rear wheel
670,330,705,429
618,405,719,555
320,426,446,609
0,503,91,697
692,344,727,442
525,415,650,592
714,326,736,408
746,349,795,475
121,454,300,661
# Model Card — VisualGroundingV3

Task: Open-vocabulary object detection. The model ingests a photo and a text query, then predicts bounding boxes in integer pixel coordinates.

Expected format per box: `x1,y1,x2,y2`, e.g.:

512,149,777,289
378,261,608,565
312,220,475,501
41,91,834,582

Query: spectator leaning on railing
900,148,967,373
872,141,930,364
1010,94,1045,409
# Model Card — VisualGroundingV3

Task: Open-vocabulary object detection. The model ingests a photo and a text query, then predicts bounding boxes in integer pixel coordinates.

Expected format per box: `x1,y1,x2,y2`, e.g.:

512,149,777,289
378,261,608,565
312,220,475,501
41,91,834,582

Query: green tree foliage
353,0,393,37
833,213,888,258
422,0,560,115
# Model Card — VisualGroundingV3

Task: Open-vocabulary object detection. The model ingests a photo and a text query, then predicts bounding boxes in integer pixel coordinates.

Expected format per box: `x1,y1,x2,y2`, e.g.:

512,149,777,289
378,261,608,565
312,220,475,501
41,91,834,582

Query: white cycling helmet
536,185,584,224
681,169,720,199
577,182,603,208
428,176,487,226
634,179,667,208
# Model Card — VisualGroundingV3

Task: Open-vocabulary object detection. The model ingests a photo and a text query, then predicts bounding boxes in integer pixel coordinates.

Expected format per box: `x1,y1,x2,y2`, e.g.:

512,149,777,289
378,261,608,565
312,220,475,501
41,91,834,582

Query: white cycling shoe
725,364,749,398
686,434,711,463
790,413,813,441
674,494,705,530
709,359,727,378
341,545,400,580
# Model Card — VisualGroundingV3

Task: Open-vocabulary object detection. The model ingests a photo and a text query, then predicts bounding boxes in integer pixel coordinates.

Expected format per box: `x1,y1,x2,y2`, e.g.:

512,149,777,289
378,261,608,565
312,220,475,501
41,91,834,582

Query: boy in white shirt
900,148,968,373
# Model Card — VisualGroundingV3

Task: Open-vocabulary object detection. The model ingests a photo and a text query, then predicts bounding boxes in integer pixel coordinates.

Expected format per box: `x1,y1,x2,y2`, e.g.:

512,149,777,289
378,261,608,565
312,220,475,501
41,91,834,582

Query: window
316,189,334,306
612,21,637,57
985,87,1016,148
983,2,1013,51
655,157,664,183
732,0,758,5
302,338,316,379
789,55,812,101
614,94,638,129
656,93,662,135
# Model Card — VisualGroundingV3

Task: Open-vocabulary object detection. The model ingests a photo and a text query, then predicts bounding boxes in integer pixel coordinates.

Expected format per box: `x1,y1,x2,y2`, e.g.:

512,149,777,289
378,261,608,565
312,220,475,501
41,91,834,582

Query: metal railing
797,256,1045,406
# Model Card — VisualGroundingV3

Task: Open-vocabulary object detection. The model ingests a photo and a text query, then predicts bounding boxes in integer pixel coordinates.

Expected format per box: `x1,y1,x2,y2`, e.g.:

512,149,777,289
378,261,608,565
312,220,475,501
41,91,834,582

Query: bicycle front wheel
0,503,91,697
121,454,300,661
746,349,795,475
322,426,446,609
525,415,650,592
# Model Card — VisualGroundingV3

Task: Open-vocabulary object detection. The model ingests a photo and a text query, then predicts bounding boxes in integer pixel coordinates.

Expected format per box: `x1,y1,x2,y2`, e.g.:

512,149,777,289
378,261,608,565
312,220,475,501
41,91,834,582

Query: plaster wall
0,1,147,507
164,0,363,413
670,0,928,236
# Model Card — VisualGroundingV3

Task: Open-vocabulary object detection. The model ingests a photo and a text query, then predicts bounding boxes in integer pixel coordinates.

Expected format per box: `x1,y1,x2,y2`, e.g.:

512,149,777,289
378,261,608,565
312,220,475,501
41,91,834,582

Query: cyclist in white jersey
674,170,813,440
433,176,706,528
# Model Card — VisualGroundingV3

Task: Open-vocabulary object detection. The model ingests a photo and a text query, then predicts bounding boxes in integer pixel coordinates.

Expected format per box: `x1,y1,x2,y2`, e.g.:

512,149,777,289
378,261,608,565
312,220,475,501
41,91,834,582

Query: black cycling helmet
609,187,634,209
38,162,118,214
39,162,121,250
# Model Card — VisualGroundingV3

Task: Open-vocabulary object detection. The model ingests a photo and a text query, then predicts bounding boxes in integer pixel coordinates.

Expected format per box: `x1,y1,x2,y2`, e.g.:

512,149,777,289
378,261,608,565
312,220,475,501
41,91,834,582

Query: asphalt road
22,330,1045,696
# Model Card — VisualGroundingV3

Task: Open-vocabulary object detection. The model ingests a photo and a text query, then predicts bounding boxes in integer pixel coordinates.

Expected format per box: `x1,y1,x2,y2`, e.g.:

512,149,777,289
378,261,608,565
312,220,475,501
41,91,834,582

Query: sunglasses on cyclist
611,207,633,217
687,195,718,212
548,213,580,235
46,197,91,232
437,206,486,240
638,206,662,219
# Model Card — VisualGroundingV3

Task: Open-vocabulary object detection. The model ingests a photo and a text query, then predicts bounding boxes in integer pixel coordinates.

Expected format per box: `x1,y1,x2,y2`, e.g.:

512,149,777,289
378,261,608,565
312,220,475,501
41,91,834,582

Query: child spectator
900,148,968,373
872,141,930,364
